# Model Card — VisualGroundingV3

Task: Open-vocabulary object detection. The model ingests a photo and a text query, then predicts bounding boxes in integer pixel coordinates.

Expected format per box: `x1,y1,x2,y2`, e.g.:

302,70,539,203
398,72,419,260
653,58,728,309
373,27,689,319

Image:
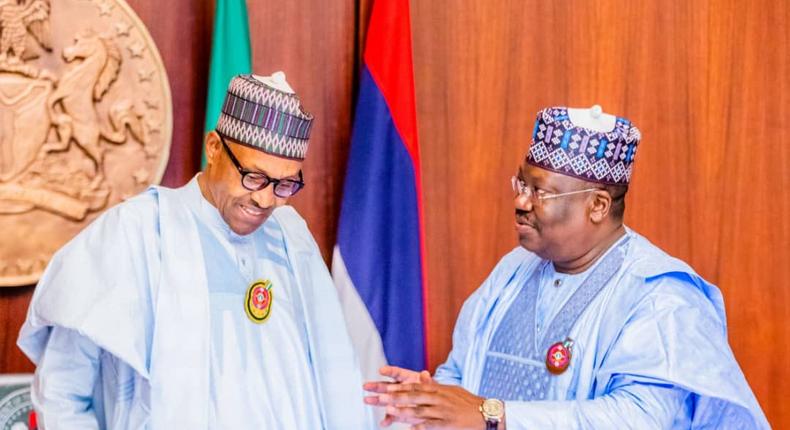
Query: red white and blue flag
332,0,428,379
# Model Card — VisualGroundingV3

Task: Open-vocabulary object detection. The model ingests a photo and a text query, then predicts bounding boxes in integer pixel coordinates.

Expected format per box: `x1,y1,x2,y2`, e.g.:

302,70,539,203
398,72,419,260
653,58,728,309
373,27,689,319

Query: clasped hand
363,365,496,430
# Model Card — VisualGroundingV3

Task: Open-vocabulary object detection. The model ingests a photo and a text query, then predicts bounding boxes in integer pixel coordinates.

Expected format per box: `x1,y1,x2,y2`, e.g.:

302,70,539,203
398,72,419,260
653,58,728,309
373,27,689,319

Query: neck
553,224,626,274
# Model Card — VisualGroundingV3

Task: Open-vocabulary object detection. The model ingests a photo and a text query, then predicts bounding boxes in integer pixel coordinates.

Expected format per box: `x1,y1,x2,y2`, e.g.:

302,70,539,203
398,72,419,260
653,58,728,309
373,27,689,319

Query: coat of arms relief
0,0,172,286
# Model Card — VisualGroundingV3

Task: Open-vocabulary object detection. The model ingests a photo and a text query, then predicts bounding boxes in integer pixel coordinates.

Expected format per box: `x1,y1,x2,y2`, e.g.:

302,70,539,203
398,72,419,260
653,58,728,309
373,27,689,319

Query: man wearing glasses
364,106,768,429
18,73,375,429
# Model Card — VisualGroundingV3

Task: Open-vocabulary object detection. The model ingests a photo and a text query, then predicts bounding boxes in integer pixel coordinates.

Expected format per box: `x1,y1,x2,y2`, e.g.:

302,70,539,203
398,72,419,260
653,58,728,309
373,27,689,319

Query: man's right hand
363,366,434,427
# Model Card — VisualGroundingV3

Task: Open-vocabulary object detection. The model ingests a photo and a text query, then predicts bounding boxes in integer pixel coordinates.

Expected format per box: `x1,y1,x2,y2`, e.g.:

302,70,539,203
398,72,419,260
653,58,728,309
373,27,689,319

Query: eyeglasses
217,132,305,198
511,176,598,204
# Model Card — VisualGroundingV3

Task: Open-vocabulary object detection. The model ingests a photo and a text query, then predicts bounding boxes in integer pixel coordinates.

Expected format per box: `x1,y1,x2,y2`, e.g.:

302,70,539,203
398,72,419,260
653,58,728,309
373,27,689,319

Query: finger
379,365,401,377
384,382,439,394
370,385,445,408
365,393,435,407
411,419,444,430
364,381,401,393
364,394,383,406
362,381,404,393
376,392,446,411
380,365,424,382
369,392,425,407
418,370,434,384
366,381,438,397
384,405,429,425
373,394,447,418
399,404,446,421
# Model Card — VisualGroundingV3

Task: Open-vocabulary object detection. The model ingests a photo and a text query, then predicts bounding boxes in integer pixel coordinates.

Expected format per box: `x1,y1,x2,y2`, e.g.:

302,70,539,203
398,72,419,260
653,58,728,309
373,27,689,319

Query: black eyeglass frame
216,132,305,197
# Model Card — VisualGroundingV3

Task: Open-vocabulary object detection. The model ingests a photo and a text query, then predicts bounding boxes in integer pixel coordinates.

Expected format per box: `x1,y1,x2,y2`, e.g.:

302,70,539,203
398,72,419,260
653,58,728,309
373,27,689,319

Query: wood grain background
0,0,786,426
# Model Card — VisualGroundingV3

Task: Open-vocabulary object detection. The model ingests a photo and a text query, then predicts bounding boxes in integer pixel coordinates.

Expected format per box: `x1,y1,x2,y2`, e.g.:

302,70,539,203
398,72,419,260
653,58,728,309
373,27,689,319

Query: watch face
482,399,504,418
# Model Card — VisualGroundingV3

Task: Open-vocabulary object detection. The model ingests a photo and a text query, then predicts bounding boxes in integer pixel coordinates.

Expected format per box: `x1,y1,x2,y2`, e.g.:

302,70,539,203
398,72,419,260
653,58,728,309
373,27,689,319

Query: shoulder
270,205,319,254
623,229,703,282
616,239,727,330
479,246,541,296
57,188,161,255
599,230,728,329
491,246,539,280
500,246,535,266
96,187,160,225
271,205,308,230
639,276,722,321
621,229,722,304
463,246,539,309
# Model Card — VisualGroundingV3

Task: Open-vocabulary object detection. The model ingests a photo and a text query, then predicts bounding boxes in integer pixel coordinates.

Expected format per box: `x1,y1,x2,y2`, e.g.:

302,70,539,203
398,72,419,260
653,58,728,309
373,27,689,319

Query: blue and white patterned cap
216,72,313,160
526,106,641,185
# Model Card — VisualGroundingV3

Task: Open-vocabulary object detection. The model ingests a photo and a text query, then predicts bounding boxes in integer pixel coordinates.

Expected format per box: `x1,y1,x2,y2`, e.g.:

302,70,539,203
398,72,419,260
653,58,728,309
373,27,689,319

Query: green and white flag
203,0,252,167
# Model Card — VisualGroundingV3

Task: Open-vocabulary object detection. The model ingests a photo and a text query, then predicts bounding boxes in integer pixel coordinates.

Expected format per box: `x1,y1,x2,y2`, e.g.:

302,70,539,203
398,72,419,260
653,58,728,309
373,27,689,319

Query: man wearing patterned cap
364,106,768,429
18,73,376,429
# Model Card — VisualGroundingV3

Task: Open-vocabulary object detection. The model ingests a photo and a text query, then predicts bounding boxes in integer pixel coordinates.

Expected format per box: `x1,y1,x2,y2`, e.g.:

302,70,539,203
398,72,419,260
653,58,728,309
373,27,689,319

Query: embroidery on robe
479,238,629,400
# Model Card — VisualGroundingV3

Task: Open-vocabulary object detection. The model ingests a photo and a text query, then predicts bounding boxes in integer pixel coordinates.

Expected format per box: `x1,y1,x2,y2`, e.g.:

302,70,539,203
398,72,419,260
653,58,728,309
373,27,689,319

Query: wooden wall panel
0,286,35,372
713,0,789,420
412,0,788,427
247,0,357,263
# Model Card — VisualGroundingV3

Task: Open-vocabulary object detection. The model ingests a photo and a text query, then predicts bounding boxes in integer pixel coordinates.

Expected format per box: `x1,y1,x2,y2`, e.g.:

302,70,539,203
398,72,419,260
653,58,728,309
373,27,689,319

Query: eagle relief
0,0,172,287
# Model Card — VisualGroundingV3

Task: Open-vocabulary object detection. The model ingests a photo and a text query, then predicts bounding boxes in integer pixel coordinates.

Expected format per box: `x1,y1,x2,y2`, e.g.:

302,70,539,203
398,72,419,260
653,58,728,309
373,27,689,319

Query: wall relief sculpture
0,0,172,287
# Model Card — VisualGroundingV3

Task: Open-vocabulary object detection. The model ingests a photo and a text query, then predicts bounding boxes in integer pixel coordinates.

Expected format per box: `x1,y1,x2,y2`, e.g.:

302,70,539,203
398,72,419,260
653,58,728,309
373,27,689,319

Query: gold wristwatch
479,398,504,430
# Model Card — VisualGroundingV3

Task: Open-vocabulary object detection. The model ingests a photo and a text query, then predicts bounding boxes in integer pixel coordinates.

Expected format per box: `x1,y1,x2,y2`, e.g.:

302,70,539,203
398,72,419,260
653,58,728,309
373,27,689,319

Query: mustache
245,200,272,211
515,208,538,230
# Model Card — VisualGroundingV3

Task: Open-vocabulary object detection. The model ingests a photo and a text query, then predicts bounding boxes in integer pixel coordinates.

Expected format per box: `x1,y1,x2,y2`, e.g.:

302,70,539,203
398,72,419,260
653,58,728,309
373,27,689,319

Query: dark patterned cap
216,72,313,160
526,106,641,185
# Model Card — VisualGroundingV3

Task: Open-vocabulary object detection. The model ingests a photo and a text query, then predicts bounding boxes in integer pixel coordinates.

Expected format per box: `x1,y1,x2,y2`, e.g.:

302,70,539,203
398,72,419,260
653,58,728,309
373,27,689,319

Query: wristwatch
479,398,505,430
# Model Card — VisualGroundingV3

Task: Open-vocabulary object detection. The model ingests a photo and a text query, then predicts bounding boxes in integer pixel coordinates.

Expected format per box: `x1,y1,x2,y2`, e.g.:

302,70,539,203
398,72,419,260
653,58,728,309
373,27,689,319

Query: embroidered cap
216,72,314,160
526,106,641,185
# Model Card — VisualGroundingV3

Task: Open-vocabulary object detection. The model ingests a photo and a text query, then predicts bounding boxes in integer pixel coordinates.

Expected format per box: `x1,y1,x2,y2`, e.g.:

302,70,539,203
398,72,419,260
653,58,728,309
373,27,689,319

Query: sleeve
433,292,479,386
504,383,690,429
434,248,532,387
31,327,101,430
18,193,158,376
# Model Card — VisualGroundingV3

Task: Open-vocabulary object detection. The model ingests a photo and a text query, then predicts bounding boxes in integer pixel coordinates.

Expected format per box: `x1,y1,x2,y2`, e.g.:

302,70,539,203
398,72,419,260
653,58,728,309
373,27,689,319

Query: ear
204,131,221,167
588,189,612,224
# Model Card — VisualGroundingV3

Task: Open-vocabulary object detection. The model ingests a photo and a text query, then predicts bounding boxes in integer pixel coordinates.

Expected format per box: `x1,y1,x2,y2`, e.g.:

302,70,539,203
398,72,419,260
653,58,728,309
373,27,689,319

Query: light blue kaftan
434,229,769,429
17,176,376,429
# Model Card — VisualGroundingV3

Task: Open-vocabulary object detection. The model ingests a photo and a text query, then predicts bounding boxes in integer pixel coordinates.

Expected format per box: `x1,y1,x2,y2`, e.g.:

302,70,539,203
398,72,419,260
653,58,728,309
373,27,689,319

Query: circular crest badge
0,0,172,287
244,279,273,324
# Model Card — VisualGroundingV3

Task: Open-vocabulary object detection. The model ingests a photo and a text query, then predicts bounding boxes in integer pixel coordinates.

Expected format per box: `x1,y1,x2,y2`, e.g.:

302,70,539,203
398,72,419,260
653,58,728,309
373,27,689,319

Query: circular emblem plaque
0,376,34,430
0,0,172,286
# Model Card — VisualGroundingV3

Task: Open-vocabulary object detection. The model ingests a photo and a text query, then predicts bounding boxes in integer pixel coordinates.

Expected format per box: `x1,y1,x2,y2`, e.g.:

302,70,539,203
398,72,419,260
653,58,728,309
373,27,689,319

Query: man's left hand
364,379,491,429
